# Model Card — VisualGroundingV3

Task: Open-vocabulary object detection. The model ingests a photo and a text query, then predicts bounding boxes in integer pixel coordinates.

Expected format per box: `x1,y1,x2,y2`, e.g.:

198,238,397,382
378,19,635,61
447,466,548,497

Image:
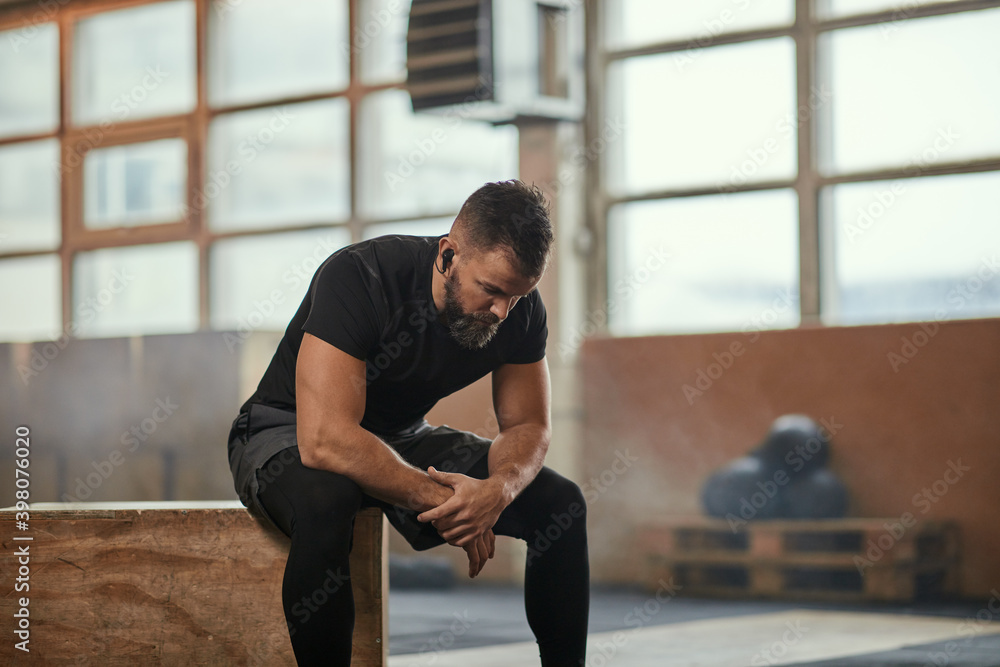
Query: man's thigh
232,413,499,547
255,446,364,540
390,428,585,547
228,404,301,526
387,424,493,476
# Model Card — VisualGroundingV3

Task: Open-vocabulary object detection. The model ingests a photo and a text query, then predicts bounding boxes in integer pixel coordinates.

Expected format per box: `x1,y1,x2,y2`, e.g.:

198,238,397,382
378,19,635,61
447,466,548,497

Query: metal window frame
0,0,454,334
584,0,1000,331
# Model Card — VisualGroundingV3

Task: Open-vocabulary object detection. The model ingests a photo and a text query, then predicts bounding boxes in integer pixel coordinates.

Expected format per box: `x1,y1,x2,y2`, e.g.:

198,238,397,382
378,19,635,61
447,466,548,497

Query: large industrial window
593,0,1000,335
0,0,518,342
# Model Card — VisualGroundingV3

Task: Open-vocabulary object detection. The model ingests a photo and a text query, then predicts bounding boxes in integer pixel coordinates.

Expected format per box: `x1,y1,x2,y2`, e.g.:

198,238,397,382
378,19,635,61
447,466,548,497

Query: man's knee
522,473,588,565
538,468,587,513
522,468,588,533
551,478,587,528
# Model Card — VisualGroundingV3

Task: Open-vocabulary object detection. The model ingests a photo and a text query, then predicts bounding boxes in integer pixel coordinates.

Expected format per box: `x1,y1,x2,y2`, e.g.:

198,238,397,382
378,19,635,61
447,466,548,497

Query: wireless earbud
438,248,455,274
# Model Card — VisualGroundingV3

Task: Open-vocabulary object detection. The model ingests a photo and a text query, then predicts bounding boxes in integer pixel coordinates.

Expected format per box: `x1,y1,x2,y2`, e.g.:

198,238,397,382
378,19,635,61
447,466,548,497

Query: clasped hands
417,467,507,578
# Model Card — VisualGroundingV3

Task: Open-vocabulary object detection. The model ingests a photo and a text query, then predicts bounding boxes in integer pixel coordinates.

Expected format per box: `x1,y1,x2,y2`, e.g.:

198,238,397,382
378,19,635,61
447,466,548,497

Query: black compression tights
256,448,589,666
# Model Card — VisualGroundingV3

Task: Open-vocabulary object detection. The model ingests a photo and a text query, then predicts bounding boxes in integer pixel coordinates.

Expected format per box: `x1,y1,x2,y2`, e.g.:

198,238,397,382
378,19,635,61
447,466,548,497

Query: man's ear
437,236,457,274
438,235,456,257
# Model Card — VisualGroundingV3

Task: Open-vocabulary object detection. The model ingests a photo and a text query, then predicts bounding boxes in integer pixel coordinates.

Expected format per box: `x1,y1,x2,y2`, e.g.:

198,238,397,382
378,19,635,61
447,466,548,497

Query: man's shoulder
323,234,439,281
498,288,547,343
346,234,441,264
519,287,547,316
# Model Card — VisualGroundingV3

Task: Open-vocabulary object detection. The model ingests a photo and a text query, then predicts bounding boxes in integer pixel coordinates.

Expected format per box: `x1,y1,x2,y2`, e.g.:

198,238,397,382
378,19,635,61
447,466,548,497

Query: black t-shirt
240,234,548,435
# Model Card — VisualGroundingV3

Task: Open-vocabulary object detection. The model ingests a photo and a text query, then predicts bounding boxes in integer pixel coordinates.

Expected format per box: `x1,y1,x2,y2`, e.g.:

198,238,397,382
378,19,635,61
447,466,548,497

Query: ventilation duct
406,0,583,124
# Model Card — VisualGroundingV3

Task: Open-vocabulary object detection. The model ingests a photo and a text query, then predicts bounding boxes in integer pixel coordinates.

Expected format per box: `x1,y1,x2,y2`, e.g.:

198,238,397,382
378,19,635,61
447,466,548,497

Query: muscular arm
418,358,552,544
295,332,451,512
486,358,552,503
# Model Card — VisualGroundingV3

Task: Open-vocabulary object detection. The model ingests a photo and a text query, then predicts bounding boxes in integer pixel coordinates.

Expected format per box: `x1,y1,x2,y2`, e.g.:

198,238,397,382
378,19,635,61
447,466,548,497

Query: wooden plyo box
1,502,388,666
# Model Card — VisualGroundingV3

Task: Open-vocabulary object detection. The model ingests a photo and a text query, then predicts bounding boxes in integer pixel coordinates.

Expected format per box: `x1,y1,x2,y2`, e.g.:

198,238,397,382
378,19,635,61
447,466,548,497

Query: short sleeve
302,252,385,361
503,290,548,364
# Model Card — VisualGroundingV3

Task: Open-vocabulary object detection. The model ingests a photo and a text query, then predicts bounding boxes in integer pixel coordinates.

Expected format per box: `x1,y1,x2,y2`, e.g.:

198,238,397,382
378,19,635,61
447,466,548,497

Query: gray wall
1,332,245,504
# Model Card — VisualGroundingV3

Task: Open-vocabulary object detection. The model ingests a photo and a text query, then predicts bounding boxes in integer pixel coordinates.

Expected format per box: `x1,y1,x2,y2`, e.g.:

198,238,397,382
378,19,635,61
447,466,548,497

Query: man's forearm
486,422,550,505
299,423,450,511
416,423,548,547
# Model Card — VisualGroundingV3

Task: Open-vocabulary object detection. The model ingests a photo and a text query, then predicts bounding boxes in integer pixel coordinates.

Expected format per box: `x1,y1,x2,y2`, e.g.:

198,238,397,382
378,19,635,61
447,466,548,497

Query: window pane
73,242,199,337
211,229,351,332
0,255,60,342
207,100,350,231
363,217,452,240
208,0,349,107
609,190,799,335
609,38,796,195
821,9,1000,175
824,172,1000,325
0,23,59,138
0,140,60,252
816,0,965,19
605,0,794,50
83,138,187,229
358,90,518,219
73,1,196,126
357,0,412,85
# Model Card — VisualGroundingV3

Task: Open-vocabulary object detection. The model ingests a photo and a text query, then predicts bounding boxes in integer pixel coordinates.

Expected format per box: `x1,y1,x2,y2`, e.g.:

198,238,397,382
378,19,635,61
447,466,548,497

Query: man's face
442,248,539,350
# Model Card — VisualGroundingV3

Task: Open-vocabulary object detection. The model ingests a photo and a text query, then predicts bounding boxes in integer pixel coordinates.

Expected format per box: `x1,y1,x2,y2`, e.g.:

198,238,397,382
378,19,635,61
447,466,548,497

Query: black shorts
227,403,493,550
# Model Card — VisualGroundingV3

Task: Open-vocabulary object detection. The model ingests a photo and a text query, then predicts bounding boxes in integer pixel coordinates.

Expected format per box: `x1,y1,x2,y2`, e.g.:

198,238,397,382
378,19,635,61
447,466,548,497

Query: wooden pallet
640,517,960,602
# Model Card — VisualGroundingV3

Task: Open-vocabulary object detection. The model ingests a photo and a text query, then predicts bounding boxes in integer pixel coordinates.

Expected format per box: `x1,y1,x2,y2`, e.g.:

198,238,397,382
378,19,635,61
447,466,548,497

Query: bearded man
227,180,589,666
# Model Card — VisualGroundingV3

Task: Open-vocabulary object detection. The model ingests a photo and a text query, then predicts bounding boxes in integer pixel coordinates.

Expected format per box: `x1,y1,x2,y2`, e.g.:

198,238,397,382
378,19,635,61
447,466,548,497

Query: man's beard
443,271,501,350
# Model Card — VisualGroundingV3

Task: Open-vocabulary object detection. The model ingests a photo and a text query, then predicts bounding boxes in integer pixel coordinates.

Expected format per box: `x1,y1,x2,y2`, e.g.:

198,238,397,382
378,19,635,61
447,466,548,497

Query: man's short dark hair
454,180,553,280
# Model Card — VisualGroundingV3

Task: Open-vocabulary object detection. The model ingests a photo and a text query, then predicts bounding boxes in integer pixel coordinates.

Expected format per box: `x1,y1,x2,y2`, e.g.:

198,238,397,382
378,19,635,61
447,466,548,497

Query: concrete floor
388,585,1000,666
